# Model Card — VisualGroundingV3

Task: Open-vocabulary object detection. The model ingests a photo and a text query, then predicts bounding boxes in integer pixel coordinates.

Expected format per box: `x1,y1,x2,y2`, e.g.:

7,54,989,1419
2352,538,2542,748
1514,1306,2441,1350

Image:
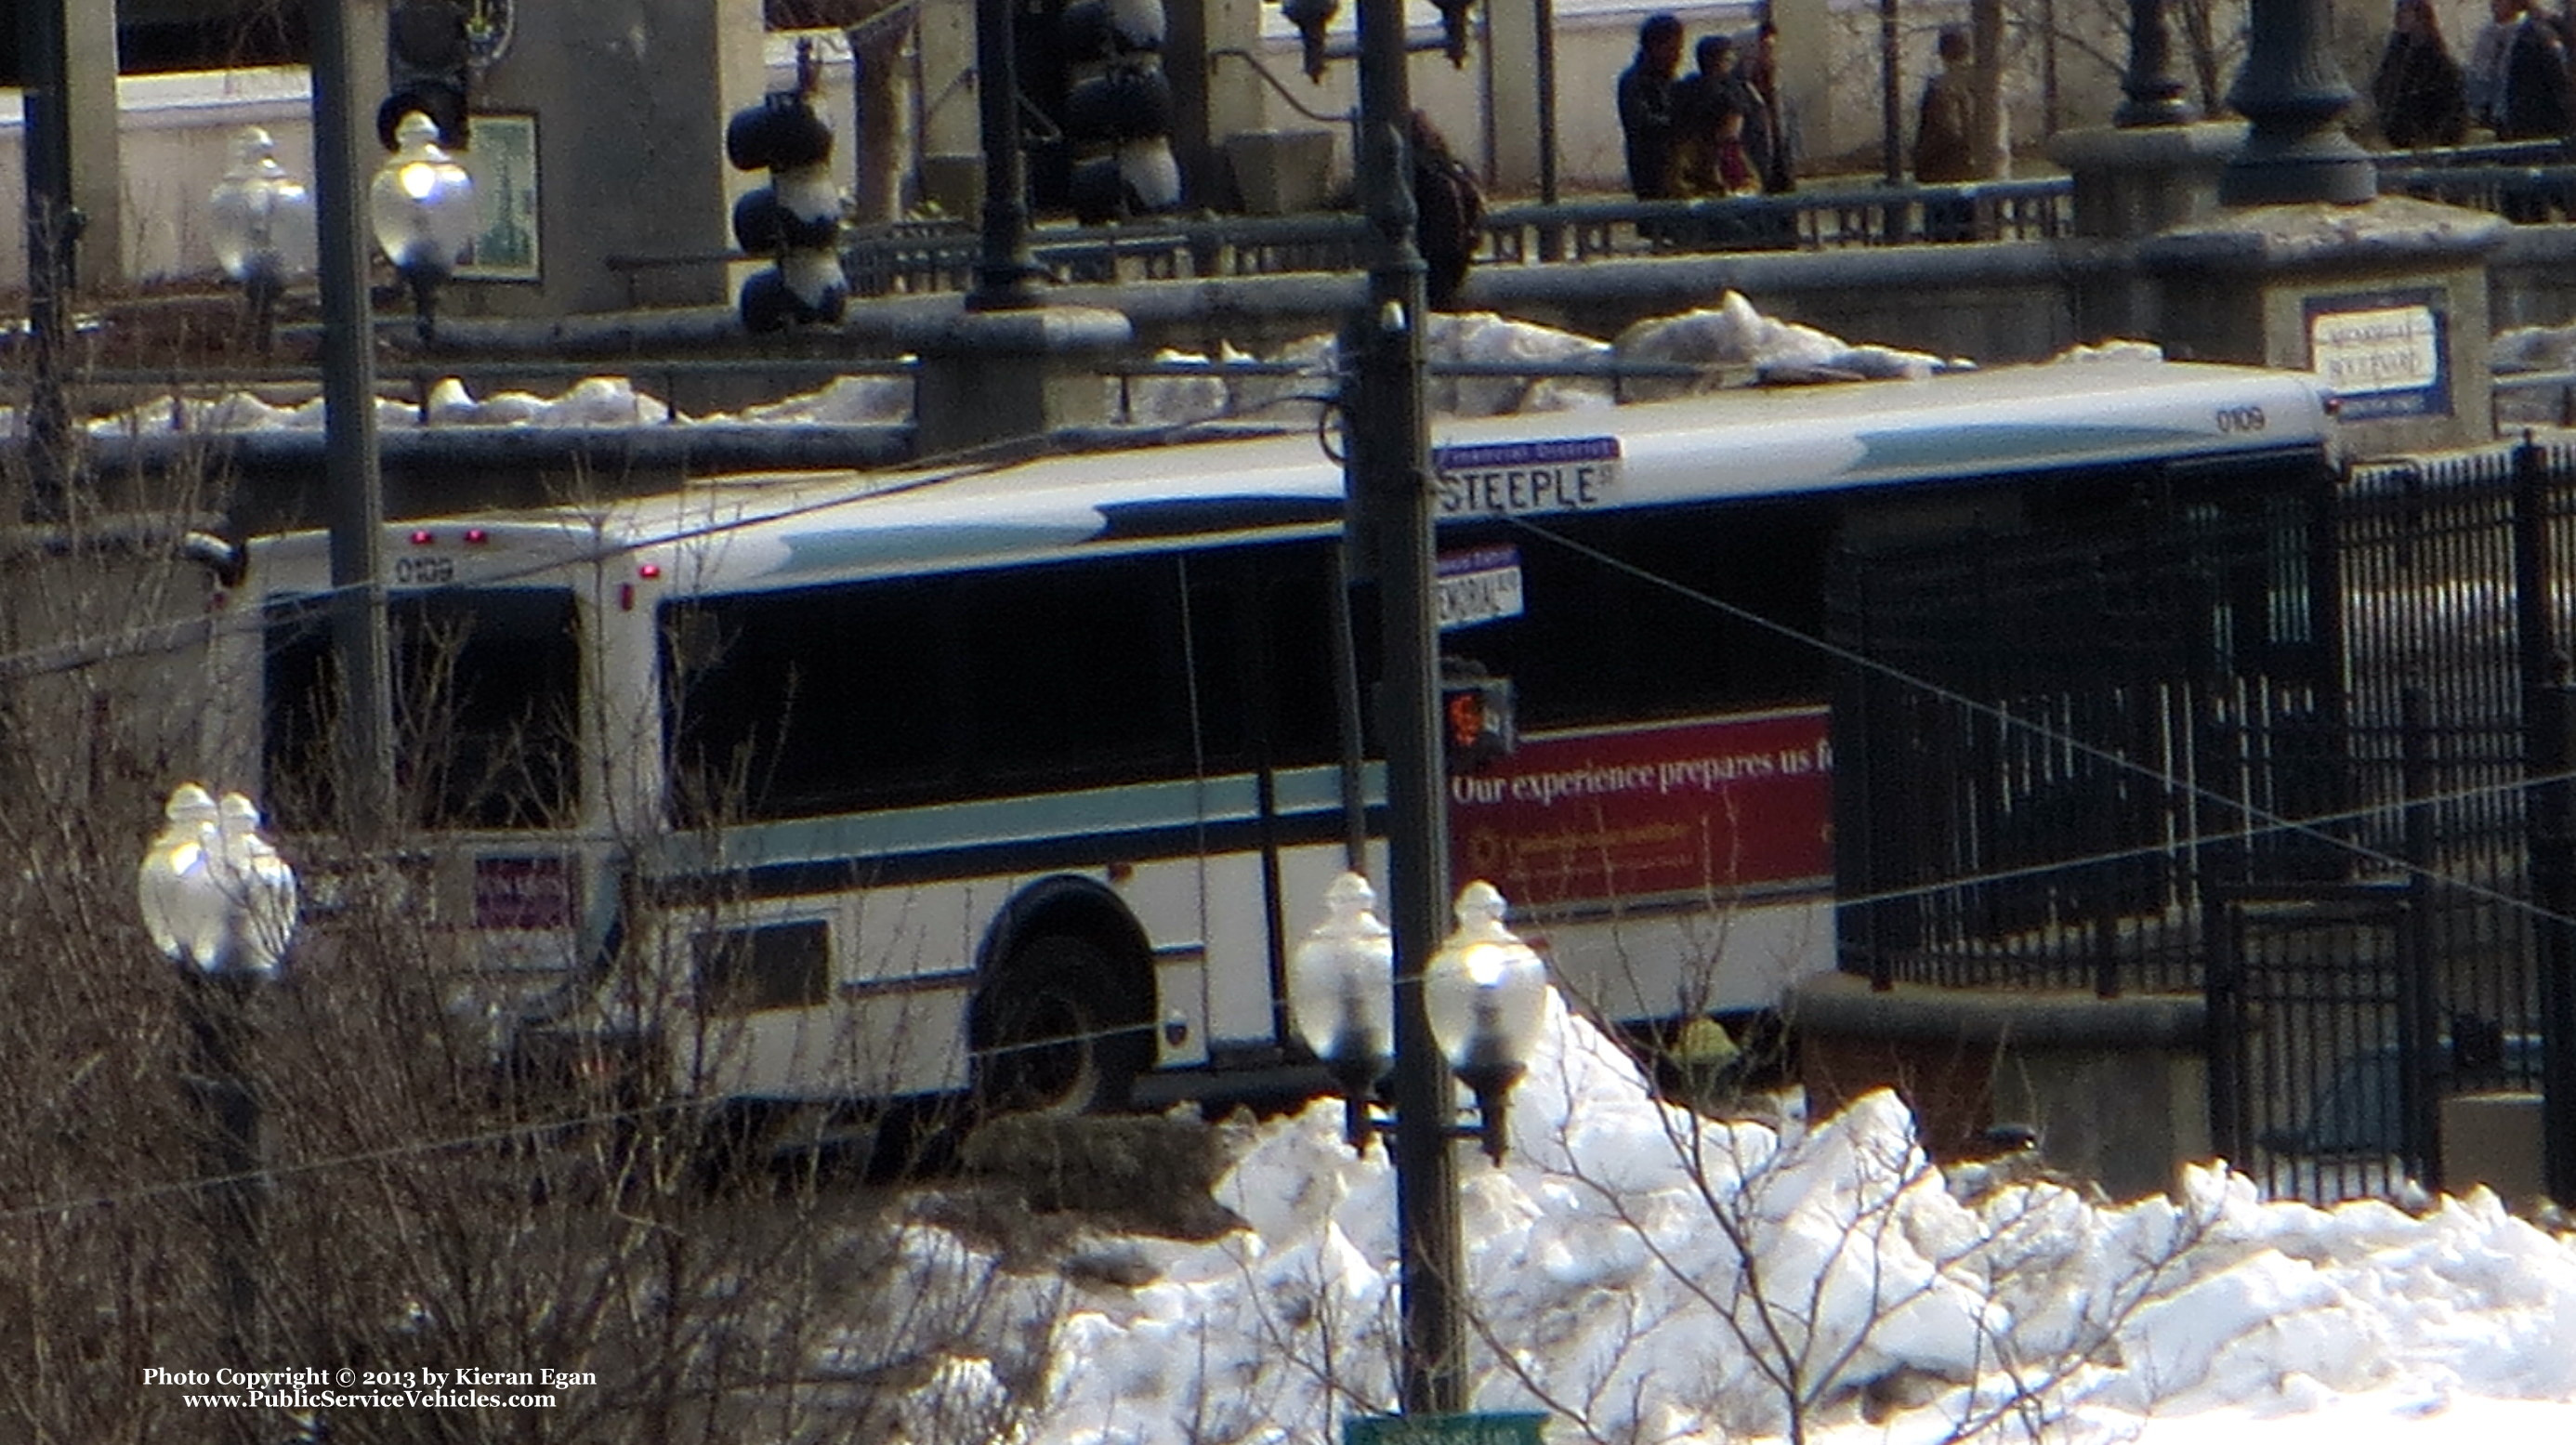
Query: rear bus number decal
2215,405,2267,434
396,556,456,585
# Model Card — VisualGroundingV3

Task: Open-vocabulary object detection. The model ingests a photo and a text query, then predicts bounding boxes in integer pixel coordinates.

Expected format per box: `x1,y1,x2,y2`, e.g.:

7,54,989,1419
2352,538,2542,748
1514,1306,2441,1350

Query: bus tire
976,934,1150,1117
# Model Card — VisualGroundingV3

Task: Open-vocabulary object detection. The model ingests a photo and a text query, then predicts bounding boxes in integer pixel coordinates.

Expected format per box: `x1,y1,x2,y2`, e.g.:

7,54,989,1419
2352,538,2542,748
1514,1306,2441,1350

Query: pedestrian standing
1913,27,1977,184
1913,27,1978,241
1409,111,1484,311
1619,13,1688,201
2373,0,2470,147
1738,20,1796,195
1674,34,1741,195
2468,0,2573,140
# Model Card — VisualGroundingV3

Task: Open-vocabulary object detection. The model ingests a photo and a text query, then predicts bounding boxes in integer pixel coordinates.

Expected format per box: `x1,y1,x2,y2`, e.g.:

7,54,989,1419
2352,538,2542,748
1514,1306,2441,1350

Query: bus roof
250,359,2334,593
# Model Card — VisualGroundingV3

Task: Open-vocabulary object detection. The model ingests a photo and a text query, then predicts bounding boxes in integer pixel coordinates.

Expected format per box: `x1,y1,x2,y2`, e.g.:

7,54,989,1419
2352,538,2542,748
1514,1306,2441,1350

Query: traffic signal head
384,0,471,149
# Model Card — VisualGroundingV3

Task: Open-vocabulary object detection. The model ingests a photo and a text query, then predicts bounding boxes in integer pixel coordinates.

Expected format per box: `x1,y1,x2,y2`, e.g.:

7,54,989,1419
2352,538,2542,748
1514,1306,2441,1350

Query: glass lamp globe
370,111,480,277
208,125,316,288
1289,871,1396,1095
1424,879,1548,1157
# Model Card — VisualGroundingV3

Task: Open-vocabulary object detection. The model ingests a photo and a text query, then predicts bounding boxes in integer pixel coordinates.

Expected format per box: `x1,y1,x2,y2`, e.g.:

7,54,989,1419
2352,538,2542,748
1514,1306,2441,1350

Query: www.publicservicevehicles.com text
143,1366,592,1411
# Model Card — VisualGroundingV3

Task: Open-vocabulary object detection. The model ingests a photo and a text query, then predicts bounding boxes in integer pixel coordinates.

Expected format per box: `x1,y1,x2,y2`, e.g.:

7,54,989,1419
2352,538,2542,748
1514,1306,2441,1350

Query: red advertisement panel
1448,709,1833,908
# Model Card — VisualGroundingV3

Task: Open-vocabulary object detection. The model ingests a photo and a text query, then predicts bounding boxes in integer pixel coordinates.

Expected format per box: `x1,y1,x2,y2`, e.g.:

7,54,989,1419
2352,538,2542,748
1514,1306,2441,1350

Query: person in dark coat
1408,111,1483,311
1913,27,1978,241
1618,13,1688,200
2373,0,2470,149
1912,27,1978,184
1738,20,1795,195
1673,34,1741,195
2469,0,2573,140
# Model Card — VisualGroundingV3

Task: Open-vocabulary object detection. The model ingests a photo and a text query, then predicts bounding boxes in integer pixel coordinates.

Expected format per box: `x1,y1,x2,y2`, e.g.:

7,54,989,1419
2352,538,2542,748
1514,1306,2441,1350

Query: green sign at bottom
1347,1412,1548,1445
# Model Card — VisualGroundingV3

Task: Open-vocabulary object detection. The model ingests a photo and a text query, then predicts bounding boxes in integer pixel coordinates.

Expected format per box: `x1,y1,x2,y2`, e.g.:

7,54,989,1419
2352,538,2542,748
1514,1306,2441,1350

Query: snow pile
842,988,2576,1445
48,296,1965,441
1185,313,1616,425
2492,324,2576,376
77,374,693,437
2492,324,2576,428
725,373,912,426
2046,338,2166,364
1611,290,1970,399
1120,344,1256,428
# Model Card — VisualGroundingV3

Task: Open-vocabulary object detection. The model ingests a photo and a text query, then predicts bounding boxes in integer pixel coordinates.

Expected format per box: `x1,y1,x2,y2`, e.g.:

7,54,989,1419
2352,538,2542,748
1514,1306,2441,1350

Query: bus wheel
977,935,1149,1116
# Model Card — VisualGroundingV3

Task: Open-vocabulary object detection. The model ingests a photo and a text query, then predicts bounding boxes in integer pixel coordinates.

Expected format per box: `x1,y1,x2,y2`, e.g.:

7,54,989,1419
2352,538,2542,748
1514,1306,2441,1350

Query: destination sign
1433,437,1622,517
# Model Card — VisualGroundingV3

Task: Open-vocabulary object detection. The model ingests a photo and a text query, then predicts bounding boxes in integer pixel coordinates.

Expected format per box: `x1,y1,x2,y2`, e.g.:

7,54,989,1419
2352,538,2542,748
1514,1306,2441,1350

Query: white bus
210,358,2338,1126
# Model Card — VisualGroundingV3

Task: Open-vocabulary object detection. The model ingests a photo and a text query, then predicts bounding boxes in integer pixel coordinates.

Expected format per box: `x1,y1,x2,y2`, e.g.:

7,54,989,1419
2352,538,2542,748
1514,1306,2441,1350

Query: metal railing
820,178,2083,296
603,138,2576,304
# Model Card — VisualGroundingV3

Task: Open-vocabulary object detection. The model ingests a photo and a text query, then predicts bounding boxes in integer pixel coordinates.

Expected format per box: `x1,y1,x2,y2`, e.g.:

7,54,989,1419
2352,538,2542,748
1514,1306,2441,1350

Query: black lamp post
2113,0,2200,126
2218,0,2375,204
1339,0,1471,1411
967,0,1043,310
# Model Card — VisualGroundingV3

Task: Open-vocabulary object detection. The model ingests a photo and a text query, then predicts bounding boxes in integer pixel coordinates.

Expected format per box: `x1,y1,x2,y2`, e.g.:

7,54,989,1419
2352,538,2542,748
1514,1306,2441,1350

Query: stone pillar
62,0,124,292
2047,121,2243,340
1792,973,2212,1202
901,304,1136,456
2144,198,2507,453
2050,122,2243,240
459,0,763,317
1483,0,1542,196
918,0,983,210
1172,0,1268,211
1768,0,1829,180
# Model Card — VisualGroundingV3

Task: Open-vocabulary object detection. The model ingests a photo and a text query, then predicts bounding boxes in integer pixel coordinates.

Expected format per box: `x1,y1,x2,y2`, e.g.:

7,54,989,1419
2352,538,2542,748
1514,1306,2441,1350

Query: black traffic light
382,0,469,150
1059,0,1182,225
724,43,848,333
1440,666,1515,775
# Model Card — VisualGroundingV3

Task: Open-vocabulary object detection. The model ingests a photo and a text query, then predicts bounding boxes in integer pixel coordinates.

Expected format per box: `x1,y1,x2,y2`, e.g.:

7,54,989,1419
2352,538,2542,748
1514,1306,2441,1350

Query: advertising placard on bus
1447,707,1832,907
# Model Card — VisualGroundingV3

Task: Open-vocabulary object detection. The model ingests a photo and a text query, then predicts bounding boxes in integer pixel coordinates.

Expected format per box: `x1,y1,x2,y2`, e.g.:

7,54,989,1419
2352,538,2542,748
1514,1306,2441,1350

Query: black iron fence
1829,475,2341,997
1831,437,2576,1202
802,139,2576,299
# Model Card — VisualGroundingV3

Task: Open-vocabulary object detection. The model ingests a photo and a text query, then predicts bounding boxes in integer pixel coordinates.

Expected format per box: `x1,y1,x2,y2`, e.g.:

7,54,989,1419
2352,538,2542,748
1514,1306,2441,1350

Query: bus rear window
264,588,582,832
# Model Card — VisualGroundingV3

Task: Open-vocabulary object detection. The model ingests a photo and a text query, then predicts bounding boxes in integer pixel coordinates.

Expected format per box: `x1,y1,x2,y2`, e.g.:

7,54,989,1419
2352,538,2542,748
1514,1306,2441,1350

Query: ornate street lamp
1291,871,1398,1149
370,111,480,343
208,125,317,355
1424,881,1548,1164
1294,874,1548,1165
137,783,297,1399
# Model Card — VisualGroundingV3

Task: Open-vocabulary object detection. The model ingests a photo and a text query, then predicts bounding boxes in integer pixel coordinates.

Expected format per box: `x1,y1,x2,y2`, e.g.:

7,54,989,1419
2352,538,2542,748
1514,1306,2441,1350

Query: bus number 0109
2215,405,2267,434
396,556,456,585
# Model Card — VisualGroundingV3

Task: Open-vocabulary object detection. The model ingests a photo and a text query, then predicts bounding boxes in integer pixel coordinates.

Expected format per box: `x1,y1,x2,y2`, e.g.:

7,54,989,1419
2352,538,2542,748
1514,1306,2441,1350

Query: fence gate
2205,882,2439,1203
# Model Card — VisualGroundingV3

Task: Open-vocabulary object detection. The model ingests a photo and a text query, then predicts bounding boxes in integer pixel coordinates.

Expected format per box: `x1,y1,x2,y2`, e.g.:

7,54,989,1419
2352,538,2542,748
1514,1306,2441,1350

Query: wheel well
968,875,1157,1051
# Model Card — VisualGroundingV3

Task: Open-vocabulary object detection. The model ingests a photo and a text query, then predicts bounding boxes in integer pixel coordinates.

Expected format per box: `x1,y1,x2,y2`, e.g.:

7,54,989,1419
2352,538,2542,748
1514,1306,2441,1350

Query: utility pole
309,0,400,840
1343,0,1466,1416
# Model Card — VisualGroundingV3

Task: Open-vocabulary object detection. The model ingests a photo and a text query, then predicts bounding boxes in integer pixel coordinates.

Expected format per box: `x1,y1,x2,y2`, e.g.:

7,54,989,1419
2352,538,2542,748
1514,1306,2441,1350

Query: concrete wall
1792,973,2212,1202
